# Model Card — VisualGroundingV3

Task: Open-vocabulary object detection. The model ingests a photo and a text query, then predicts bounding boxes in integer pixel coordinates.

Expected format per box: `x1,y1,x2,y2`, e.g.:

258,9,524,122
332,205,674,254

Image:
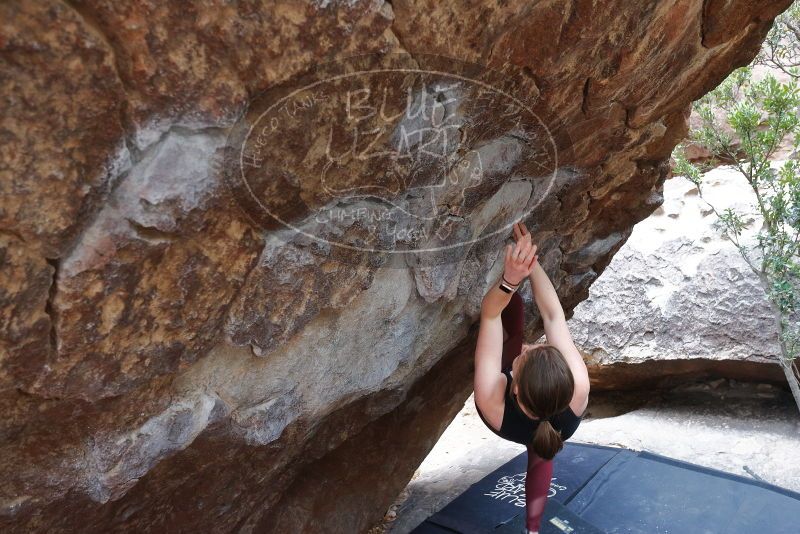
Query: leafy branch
673,64,800,412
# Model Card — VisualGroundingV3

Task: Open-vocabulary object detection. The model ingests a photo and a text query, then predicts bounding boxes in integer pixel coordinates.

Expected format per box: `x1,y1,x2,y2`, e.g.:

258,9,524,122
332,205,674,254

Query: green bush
673,63,800,411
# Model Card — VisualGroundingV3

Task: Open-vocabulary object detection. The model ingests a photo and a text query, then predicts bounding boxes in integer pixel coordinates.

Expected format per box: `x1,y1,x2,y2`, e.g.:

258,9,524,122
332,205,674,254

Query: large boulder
568,167,788,390
0,0,791,532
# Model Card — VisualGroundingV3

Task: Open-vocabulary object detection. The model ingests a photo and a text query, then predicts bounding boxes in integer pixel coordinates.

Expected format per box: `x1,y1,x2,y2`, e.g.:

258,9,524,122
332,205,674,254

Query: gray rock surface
568,168,783,367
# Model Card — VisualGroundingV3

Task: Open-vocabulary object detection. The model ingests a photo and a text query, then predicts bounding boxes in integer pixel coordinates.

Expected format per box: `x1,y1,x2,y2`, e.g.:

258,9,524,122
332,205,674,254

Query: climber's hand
503,227,538,286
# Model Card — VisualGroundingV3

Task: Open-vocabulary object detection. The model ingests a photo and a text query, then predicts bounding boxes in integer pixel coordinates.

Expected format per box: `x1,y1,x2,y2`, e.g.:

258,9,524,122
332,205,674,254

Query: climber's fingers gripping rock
512,220,533,243
503,226,538,285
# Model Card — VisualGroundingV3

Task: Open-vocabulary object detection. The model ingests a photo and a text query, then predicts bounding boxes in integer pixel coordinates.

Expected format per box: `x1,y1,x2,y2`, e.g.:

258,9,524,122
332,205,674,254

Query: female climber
473,221,590,534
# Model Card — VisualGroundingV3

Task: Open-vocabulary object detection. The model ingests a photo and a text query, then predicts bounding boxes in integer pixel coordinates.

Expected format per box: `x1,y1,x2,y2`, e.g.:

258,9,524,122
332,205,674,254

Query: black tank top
476,368,583,446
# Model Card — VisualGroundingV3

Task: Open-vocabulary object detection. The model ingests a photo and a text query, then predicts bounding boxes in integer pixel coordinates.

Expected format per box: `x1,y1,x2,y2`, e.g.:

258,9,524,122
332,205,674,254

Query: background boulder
567,167,788,391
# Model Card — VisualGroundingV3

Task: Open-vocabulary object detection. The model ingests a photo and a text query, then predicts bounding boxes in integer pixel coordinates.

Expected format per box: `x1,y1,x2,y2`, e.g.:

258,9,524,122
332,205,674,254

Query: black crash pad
411,442,800,534
567,449,800,534
494,499,604,534
414,443,619,533
411,498,603,534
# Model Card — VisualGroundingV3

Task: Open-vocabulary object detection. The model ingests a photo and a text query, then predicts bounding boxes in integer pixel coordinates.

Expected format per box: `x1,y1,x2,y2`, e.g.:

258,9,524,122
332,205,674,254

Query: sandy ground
369,378,800,533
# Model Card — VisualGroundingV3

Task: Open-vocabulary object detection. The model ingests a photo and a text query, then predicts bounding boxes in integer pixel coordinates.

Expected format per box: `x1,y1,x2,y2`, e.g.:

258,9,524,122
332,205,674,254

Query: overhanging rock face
0,1,791,532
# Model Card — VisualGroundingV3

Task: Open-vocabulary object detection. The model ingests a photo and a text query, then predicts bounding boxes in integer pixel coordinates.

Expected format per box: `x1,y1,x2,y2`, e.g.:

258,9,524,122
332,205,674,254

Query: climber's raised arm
514,222,590,406
529,260,566,322
474,234,538,408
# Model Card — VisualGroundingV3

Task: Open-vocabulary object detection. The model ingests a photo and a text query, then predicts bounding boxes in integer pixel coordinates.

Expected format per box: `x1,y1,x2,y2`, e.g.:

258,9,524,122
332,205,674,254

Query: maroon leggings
502,292,553,533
